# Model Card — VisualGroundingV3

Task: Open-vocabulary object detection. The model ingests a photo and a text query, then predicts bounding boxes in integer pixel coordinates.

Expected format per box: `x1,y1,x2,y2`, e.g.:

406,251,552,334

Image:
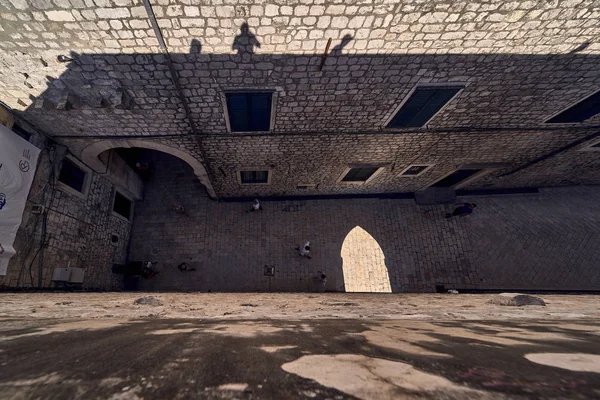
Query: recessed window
387,86,463,128
579,139,600,152
399,164,434,177
58,158,87,193
12,124,31,141
226,92,273,132
112,191,132,220
238,170,271,185
339,166,384,184
546,90,600,123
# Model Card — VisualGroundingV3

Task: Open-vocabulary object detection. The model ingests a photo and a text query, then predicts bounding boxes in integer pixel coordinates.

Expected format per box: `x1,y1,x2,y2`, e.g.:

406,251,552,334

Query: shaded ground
1,317,600,399
129,152,600,293
0,292,599,321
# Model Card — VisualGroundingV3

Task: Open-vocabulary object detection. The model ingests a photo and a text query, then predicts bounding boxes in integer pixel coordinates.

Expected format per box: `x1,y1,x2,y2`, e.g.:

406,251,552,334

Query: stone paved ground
129,152,600,292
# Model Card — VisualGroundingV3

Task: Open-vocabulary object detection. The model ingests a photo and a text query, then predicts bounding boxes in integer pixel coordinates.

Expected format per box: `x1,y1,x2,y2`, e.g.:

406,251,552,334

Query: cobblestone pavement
129,152,600,292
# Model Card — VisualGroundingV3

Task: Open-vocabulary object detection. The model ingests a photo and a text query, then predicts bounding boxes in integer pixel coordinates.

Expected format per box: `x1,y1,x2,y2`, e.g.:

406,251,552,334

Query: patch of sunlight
282,354,486,400
341,226,392,293
525,353,600,373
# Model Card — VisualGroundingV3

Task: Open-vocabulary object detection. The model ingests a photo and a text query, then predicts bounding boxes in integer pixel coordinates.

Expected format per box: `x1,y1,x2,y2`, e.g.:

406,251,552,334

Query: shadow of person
330,34,353,56
232,22,261,55
189,38,202,54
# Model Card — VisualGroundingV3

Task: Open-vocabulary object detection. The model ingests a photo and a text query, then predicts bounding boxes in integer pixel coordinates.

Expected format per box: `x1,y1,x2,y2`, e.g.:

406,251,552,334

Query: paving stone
128,153,600,293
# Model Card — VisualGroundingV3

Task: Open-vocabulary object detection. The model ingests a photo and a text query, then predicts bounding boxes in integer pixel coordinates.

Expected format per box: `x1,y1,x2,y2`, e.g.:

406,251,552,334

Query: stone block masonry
131,153,600,292
0,0,597,269
0,124,131,290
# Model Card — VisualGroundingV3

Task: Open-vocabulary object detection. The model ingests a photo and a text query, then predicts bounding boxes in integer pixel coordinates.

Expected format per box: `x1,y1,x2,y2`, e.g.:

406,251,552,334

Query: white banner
0,125,41,275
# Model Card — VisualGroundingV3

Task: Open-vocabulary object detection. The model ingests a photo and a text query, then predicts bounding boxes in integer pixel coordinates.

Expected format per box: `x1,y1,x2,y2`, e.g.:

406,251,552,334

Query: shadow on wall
127,152,403,293
10,21,600,200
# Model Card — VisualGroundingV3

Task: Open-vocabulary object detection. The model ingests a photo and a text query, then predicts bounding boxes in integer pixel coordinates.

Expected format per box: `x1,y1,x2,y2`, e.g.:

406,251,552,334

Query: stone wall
0,119,131,290
0,0,598,200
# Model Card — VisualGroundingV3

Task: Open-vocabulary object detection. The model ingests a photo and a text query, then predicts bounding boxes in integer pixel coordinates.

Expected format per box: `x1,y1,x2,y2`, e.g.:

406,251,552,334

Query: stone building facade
0,0,599,289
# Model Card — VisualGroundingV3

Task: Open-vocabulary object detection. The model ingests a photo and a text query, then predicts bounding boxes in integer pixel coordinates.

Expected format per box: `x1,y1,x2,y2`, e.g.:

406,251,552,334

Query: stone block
488,293,546,306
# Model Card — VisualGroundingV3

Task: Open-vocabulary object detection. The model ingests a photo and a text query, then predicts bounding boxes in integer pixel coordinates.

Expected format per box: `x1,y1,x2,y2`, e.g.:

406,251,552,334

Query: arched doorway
79,139,216,199
341,226,392,293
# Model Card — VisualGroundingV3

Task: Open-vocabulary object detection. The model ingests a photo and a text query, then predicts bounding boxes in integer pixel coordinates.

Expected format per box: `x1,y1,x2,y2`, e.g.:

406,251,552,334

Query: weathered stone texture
0,127,130,290
0,0,598,200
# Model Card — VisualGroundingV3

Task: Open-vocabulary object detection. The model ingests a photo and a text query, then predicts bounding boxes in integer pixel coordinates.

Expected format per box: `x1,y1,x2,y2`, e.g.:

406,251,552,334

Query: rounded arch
80,139,216,199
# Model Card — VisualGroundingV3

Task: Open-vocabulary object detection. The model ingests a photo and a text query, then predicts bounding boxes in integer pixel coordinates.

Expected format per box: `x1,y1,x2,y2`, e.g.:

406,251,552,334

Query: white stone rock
265,5,279,17
95,8,130,19
326,5,345,15
109,19,123,29
45,10,75,21
331,16,349,29
184,6,200,17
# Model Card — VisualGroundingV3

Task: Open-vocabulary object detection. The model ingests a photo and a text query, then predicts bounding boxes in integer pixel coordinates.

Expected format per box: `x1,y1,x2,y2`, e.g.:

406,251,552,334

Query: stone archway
341,226,392,293
79,139,216,199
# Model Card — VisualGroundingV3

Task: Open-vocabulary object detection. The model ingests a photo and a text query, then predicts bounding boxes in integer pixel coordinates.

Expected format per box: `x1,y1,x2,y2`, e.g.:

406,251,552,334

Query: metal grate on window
388,86,463,128
58,158,86,193
240,170,269,184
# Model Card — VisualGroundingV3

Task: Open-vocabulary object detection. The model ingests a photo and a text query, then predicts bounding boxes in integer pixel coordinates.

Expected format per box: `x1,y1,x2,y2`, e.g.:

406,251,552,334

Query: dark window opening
113,191,132,220
388,86,463,128
297,184,315,190
240,170,269,184
341,167,380,182
226,92,272,132
431,169,482,188
12,124,31,141
547,91,600,123
58,158,86,193
402,165,430,176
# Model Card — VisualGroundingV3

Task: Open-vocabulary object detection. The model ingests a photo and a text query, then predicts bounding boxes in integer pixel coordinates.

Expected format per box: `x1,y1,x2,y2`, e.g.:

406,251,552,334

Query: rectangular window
546,90,600,123
399,164,433,177
341,167,380,182
388,86,463,128
226,92,272,132
113,191,132,220
58,158,86,193
239,170,270,184
12,124,31,141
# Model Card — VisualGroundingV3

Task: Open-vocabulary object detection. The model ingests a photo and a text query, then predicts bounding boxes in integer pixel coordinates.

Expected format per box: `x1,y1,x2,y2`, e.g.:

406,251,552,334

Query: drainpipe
142,0,218,199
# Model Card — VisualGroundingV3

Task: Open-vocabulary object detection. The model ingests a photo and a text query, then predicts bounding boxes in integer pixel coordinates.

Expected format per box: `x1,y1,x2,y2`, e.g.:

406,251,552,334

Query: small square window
340,167,382,183
238,170,271,185
387,86,463,128
58,158,87,193
226,92,273,132
399,164,434,177
113,191,132,220
546,90,600,123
